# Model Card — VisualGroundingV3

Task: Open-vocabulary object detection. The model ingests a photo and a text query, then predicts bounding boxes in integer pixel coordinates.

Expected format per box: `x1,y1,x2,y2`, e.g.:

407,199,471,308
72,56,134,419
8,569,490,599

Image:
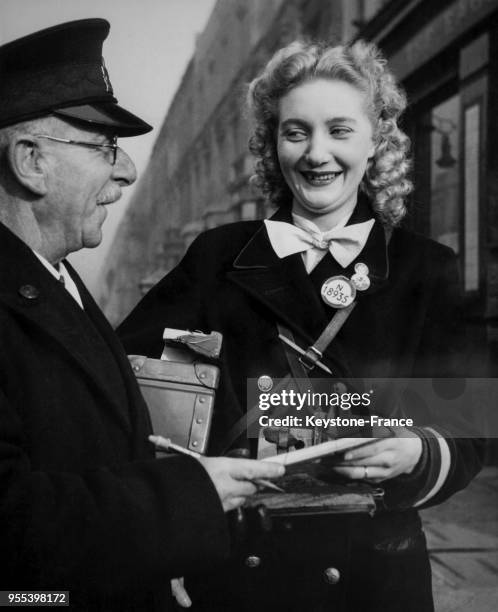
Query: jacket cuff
383,427,449,509
412,427,451,507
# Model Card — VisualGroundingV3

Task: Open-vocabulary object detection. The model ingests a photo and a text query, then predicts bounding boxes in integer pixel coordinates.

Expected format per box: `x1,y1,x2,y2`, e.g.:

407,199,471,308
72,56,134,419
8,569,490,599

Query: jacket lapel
227,209,330,346
0,224,131,433
343,193,390,292
67,261,150,447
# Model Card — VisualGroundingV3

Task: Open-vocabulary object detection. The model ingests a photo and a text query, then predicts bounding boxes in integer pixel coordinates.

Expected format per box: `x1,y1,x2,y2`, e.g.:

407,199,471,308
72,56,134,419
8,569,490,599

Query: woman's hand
330,428,423,483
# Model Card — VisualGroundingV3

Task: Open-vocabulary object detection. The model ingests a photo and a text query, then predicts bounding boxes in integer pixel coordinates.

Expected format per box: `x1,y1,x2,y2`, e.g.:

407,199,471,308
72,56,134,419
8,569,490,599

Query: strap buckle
299,346,323,372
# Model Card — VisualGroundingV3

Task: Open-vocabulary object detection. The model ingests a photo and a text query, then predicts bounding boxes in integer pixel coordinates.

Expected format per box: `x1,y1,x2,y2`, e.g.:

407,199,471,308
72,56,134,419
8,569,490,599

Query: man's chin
83,237,103,250
82,226,104,250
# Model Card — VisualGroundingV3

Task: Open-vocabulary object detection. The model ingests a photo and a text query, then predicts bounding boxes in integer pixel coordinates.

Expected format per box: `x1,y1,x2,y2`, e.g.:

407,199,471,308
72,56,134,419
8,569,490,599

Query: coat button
245,555,261,569
323,567,341,585
19,284,39,300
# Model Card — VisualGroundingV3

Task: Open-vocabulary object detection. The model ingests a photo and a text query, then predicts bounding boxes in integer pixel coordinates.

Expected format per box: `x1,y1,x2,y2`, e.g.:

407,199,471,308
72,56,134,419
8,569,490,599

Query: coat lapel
0,224,131,433
227,209,330,346
67,261,151,449
344,195,390,292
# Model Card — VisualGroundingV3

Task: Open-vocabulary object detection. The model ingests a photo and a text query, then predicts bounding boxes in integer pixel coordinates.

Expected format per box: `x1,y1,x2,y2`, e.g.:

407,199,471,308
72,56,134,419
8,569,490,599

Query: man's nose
112,147,137,186
304,134,332,167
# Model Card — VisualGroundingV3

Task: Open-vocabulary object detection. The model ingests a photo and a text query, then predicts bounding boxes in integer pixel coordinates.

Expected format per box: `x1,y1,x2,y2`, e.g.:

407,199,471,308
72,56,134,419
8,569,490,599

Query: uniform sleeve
118,233,209,358
384,246,486,510
0,386,229,594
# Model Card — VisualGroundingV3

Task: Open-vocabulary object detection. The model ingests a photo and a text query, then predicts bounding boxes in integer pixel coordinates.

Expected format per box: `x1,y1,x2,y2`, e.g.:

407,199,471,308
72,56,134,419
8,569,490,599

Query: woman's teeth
302,171,341,184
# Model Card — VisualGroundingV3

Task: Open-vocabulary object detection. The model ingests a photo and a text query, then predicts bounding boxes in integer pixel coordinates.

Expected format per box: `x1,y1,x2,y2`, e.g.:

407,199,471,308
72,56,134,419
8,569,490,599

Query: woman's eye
284,129,307,142
330,127,351,138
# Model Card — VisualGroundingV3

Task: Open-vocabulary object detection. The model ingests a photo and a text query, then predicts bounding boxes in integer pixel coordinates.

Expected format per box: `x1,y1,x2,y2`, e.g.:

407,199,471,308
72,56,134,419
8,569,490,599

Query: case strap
278,301,356,376
302,303,356,372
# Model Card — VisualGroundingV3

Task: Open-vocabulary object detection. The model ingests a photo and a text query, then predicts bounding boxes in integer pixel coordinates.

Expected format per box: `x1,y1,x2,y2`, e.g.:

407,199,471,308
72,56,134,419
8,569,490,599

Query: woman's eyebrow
279,116,358,127
327,116,358,125
279,118,308,128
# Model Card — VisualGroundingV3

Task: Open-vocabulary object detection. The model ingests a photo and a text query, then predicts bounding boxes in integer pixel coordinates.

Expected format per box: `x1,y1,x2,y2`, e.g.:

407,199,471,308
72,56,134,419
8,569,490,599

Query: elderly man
0,19,283,611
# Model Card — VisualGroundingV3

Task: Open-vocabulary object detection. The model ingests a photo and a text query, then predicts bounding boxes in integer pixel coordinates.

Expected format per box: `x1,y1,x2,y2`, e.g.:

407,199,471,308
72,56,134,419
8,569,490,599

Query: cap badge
100,57,112,93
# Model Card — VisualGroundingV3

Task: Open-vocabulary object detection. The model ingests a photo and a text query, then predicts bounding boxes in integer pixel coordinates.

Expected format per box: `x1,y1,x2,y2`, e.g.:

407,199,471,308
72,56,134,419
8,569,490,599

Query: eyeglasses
34,134,119,165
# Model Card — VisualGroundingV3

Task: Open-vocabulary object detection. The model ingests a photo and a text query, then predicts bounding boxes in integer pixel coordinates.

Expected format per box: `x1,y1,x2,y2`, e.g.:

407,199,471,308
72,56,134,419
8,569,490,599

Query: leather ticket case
129,354,219,455
245,476,382,516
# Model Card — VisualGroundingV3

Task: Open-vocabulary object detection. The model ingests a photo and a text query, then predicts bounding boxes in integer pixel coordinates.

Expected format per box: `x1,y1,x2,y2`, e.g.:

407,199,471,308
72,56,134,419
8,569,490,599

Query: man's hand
331,428,423,483
198,456,285,512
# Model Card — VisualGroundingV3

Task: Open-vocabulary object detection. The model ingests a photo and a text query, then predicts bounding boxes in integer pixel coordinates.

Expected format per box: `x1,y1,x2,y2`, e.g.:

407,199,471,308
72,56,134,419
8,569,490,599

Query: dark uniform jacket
119,202,484,612
0,222,229,611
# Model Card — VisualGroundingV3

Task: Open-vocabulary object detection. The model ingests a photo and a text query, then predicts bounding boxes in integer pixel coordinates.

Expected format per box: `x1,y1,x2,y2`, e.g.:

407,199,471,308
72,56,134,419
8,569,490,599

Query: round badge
351,273,371,291
354,262,369,276
321,276,356,309
257,375,273,392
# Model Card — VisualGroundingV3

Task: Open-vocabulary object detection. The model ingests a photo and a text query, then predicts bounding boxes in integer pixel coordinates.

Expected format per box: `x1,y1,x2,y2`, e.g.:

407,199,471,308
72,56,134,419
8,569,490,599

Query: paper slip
263,437,370,466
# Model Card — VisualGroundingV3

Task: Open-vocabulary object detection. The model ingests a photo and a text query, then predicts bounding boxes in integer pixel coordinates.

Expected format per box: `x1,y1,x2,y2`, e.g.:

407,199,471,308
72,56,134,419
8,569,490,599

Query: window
413,88,483,294
429,94,460,254
463,103,480,291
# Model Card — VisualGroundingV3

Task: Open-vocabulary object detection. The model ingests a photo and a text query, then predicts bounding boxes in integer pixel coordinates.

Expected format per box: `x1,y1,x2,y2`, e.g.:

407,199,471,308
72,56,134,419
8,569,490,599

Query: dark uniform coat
119,202,484,612
0,223,229,611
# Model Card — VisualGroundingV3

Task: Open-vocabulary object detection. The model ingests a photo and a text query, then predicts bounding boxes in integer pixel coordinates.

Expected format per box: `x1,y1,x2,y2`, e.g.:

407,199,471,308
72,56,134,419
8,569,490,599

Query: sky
0,0,217,294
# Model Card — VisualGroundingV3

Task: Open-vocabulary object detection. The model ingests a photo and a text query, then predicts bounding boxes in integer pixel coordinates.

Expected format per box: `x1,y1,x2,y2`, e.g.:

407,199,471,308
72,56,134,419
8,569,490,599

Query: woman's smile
300,170,343,186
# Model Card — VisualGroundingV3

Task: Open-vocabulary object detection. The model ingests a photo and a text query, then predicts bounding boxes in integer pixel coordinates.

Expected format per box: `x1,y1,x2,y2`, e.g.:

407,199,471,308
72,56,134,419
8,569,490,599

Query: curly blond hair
247,40,412,226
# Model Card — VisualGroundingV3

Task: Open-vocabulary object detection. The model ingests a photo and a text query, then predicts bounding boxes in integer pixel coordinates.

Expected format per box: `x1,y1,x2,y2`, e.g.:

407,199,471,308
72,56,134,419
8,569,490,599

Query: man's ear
7,134,48,196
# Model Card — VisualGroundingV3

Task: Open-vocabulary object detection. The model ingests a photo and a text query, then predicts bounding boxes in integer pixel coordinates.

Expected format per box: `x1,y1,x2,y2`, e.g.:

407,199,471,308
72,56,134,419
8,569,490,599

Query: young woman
119,40,483,611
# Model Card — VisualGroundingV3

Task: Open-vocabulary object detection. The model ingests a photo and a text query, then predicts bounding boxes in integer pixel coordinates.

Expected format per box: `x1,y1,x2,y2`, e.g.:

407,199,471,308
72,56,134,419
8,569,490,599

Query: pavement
421,467,498,611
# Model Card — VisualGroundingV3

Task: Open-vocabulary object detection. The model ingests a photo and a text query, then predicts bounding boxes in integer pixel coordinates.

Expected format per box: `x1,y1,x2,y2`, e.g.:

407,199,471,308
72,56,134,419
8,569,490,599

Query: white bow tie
264,216,375,272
